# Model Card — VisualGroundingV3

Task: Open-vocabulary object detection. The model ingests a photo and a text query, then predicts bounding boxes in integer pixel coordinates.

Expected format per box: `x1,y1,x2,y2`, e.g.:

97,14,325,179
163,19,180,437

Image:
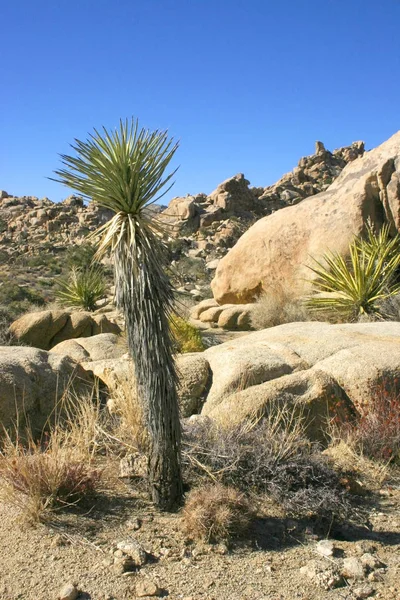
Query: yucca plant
55,266,106,312
53,118,182,510
307,224,400,321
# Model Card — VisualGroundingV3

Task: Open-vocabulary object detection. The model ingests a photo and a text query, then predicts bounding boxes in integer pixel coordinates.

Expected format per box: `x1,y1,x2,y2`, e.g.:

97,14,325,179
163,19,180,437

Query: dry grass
182,483,254,543
250,283,309,330
183,406,358,525
106,380,148,453
324,440,389,491
0,391,105,523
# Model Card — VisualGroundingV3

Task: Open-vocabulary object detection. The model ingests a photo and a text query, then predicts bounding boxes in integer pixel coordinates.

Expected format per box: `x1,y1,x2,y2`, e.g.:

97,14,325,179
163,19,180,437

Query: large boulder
199,321,400,439
9,310,121,350
0,347,94,434
50,333,126,363
211,131,400,304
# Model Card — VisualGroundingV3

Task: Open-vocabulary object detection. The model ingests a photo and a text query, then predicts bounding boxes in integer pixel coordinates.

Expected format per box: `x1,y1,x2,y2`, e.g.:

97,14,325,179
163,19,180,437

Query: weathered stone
58,583,79,600
136,580,161,597
0,347,93,435
9,310,121,350
211,132,400,304
341,557,366,580
176,353,211,416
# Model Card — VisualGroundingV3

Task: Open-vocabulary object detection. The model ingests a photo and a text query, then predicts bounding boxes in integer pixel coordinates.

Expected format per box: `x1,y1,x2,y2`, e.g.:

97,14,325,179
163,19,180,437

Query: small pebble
136,580,161,597
58,583,79,600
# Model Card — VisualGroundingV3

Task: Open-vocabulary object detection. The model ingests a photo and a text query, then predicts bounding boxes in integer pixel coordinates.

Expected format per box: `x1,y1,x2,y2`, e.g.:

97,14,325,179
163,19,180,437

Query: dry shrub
182,483,253,542
324,440,388,491
335,380,400,464
250,283,309,330
183,408,358,524
106,380,148,453
0,392,105,523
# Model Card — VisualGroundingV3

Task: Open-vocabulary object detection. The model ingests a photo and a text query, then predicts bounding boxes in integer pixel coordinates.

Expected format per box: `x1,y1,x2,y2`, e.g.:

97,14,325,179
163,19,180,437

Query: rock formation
211,131,400,304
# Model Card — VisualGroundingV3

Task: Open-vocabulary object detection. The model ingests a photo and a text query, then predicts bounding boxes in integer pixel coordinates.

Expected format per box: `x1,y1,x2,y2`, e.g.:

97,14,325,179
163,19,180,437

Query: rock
58,583,79,600
341,557,366,580
10,310,121,350
200,322,400,430
136,580,161,597
316,540,336,557
352,585,375,599
360,553,385,570
176,353,211,416
300,560,343,590
211,131,400,304
50,333,126,362
83,355,132,391
205,258,220,270
217,304,253,330
0,347,93,435
116,540,147,566
190,298,219,320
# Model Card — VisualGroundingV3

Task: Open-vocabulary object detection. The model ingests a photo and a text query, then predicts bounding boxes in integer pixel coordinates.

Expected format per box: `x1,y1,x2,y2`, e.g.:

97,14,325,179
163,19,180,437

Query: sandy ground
0,474,399,600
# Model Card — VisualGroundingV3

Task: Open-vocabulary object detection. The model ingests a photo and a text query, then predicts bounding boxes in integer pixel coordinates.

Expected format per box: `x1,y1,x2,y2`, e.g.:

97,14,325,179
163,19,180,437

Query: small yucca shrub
55,266,106,312
307,224,400,321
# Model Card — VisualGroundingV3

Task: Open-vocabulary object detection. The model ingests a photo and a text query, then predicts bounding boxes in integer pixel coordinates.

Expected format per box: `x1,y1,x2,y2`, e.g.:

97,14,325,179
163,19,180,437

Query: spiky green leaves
55,266,106,312
53,118,178,215
307,224,400,320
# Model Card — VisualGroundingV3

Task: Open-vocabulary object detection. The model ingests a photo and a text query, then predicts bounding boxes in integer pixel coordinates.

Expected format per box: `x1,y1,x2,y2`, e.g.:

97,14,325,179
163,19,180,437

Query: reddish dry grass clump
350,380,400,463
182,483,254,543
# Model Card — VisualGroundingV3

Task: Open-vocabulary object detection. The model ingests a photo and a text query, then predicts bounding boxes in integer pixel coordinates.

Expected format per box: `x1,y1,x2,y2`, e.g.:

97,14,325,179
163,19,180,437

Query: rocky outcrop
158,141,364,241
184,321,400,439
9,310,121,350
211,132,400,304
50,333,127,362
0,347,93,434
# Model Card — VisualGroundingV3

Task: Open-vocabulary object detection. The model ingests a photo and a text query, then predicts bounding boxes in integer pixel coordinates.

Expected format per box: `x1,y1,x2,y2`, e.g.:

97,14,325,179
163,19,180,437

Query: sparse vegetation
337,380,400,464
182,483,254,542
307,224,400,321
170,316,204,353
183,409,358,525
251,283,309,329
55,266,106,312
0,393,104,523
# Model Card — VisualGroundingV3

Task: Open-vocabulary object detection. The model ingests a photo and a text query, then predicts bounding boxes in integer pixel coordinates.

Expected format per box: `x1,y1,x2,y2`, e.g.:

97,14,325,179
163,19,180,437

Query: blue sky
1,0,400,203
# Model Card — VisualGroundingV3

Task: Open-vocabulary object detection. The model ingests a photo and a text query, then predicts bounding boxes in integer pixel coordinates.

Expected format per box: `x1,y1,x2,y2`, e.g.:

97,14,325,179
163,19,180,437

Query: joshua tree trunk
114,229,182,510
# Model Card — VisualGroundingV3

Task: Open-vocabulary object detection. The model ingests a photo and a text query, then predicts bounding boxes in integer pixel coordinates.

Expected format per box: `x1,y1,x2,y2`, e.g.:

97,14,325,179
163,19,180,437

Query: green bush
307,224,400,321
55,266,106,312
170,316,204,353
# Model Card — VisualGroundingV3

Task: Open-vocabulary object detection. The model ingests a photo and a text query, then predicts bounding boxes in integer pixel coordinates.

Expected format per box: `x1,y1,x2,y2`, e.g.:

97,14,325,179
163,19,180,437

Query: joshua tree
53,119,182,510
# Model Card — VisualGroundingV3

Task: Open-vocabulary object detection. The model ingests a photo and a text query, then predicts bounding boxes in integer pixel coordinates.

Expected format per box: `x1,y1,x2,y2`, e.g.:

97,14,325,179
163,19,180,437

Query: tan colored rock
9,310,121,350
9,310,69,350
211,131,400,304
50,333,126,363
176,353,211,416
83,356,132,391
217,304,254,330
198,306,225,323
201,321,400,436
0,347,93,435
190,298,219,320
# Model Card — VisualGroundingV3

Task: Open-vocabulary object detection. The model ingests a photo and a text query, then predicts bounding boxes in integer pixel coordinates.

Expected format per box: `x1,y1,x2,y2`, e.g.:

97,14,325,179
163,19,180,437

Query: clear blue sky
1,0,400,203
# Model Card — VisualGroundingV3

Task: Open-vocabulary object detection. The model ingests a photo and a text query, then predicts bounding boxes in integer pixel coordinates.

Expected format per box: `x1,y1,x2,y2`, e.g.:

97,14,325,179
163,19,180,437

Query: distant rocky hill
0,140,364,308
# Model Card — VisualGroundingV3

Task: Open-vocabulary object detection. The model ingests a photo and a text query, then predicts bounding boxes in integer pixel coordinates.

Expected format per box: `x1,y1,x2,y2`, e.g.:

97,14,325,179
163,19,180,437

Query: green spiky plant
307,223,400,321
53,119,182,510
55,266,106,312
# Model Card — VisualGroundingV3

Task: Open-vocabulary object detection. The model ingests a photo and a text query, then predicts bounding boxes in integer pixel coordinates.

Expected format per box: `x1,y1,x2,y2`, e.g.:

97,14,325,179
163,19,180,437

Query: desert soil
0,471,399,600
